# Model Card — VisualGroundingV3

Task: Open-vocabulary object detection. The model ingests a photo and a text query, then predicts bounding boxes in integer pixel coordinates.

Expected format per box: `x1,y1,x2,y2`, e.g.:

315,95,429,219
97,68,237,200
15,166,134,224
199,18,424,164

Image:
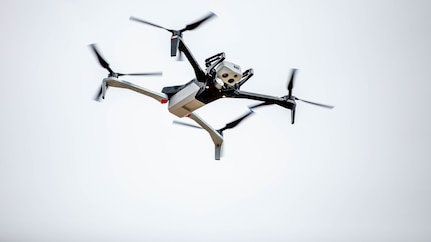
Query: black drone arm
226,89,295,110
178,39,206,81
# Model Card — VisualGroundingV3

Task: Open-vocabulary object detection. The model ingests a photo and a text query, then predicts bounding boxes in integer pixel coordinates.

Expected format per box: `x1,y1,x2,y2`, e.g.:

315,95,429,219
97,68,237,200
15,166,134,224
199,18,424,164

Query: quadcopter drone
90,12,334,160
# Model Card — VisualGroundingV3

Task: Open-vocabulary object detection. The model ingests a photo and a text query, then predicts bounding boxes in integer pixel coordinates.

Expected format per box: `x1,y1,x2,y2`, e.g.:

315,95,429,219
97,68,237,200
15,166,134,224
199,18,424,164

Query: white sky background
1,0,431,241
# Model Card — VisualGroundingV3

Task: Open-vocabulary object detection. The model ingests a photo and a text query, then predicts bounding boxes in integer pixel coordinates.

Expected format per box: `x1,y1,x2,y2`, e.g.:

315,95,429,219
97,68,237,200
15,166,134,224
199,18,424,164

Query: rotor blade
129,16,172,32
218,110,254,133
182,12,216,31
248,101,272,109
94,86,103,101
295,97,334,109
172,120,203,129
117,72,163,77
287,69,297,98
89,44,114,74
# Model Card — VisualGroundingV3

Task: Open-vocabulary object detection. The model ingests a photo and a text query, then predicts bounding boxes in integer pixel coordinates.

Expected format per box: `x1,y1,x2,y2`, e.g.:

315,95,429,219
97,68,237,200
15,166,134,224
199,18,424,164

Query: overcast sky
1,0,431,241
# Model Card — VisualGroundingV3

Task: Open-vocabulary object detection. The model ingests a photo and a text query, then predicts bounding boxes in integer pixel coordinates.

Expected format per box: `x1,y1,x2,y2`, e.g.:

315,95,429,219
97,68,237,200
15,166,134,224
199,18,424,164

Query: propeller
173,109,254,135
90,44,114,74
89,44,162,101
130,12,216,57
217,110,254,135
172,120,202,129
286,69,297,124
287,68,296,99
94,86,103,102
294,97,334,109
249,69,334,124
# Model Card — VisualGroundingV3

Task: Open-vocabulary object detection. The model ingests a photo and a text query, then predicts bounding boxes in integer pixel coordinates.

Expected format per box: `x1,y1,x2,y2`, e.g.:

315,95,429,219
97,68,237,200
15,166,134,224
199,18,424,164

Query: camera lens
228,79,235,83
222,73,229,78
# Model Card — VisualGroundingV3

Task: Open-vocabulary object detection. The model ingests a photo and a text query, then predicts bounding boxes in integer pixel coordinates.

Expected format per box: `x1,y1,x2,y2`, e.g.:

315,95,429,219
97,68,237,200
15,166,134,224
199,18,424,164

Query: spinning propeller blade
287,69,297,124
287,68,296,99
89,44,162,101
90,44,163,77
217,110,254,135
90,44,114,74
129,16,172,31
172,120,202,129
249,69,333,124
294,98,334,109
130,12,216,57
248,101,271,109
94,86,103,101
182,12,217,32
173,109,254,135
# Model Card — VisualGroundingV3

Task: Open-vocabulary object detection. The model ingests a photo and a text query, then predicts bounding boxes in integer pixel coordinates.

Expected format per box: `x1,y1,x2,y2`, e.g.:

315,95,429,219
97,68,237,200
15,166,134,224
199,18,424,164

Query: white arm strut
187,112,224,160
103,77,168,103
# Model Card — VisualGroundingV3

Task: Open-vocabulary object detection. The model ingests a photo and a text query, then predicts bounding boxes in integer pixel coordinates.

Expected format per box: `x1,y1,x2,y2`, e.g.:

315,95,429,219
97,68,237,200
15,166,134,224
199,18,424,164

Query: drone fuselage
161,75,231,118
161,56,245,117
162,80,205,117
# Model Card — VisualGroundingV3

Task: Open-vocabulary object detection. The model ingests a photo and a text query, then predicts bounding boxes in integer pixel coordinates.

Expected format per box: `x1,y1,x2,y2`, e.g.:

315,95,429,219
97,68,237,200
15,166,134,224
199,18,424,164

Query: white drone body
167,81,204,117
168,61,242,118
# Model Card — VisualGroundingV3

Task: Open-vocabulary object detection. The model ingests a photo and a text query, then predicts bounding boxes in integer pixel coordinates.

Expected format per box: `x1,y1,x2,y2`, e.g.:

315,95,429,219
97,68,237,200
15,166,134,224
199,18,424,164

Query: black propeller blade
89,44,163,77
248,101,271,109
172,120,202,129
90,44,114,75
249,69,333,124
89,43,162,101
130,12,216,57
94,86,103,101
287,68,296,99
182,12,216,32
249,69,298,124
286,69,334,109
129,16,172,31
173,109,254,135
294,97,334,109
217,110,254,135
287,69,297,124
130,12,216,34
90,44,108,101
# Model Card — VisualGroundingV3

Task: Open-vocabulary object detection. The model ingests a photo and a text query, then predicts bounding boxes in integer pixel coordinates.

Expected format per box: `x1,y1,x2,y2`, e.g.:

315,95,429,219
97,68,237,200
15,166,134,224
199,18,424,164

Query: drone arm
103,77,168,103
187,112,224,160
178,39,206,81
227,90,294,110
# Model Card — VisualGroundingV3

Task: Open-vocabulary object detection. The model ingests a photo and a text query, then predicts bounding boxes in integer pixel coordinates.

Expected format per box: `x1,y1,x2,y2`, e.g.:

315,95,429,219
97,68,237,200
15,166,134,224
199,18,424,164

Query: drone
90,12,334,160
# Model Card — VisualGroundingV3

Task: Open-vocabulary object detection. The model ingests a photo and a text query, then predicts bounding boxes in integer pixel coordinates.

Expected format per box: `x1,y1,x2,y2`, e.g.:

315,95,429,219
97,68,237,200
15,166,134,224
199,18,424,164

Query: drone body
91,12,333,160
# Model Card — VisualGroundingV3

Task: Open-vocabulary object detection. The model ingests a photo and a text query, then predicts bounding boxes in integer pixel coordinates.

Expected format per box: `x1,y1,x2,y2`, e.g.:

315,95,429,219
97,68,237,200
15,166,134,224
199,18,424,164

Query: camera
215,61,242,87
